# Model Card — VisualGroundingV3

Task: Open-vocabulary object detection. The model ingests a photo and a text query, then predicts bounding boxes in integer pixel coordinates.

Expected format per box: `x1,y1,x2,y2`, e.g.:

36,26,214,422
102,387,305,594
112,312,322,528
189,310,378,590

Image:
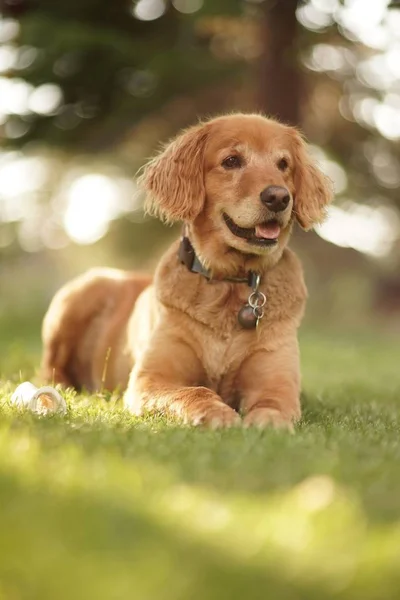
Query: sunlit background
1,0,400,350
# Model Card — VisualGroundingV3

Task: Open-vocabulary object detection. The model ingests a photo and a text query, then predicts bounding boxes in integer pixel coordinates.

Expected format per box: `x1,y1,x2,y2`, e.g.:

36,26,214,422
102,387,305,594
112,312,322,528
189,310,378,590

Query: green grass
1,329,400,600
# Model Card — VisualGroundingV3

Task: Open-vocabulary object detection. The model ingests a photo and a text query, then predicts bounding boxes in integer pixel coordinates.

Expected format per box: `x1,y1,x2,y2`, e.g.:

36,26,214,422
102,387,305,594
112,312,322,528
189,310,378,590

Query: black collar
178,235,259,288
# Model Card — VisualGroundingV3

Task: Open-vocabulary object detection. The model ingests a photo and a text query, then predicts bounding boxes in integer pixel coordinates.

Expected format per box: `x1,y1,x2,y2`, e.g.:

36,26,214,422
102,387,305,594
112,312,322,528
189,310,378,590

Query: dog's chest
169,278,261,385
201,333,232,383
193,317,252,395
190,280,250,334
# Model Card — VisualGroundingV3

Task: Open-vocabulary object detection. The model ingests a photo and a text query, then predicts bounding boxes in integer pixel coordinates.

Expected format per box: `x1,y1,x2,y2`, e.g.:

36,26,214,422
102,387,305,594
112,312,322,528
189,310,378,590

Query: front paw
243,407,294,432
190,402,241,429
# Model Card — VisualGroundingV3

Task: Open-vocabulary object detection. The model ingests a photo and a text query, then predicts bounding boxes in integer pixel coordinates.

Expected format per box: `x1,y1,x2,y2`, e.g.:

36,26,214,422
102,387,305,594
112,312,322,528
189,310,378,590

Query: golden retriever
41,113,332,429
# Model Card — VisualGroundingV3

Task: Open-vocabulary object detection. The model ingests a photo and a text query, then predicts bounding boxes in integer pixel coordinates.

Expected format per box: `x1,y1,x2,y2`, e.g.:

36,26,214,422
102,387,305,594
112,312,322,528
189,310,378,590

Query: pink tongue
255,222,281,240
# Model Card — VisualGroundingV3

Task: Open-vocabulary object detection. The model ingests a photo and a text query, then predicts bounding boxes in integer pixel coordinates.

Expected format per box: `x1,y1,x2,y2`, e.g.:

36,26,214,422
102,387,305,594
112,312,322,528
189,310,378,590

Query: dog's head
140,114,333,271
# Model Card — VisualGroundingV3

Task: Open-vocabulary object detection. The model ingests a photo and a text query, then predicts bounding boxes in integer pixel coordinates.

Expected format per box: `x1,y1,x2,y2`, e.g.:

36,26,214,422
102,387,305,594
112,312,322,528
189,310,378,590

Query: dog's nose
260,186,290,212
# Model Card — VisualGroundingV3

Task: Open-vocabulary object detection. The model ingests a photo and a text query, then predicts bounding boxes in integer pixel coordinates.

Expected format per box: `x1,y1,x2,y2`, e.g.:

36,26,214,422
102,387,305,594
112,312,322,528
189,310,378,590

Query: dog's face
141,114,333,269
202,117,299,257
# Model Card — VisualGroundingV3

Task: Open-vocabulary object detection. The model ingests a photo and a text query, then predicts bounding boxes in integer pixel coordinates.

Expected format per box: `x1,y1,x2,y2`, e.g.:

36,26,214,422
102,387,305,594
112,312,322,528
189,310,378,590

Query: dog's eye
222,155,242,169
277,158,289,171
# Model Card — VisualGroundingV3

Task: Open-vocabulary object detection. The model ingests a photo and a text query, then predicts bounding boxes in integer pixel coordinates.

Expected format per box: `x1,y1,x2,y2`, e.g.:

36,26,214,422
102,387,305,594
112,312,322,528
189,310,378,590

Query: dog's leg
124,330,241,429
238,339,301,431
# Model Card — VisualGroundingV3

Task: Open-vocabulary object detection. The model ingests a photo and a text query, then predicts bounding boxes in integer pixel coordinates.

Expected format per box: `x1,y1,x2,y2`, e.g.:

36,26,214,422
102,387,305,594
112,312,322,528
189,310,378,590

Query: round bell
238,304,257,329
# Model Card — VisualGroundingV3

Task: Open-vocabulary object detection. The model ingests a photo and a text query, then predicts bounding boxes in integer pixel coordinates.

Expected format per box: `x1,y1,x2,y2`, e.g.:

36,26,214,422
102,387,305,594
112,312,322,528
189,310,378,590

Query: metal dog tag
237,275,266,329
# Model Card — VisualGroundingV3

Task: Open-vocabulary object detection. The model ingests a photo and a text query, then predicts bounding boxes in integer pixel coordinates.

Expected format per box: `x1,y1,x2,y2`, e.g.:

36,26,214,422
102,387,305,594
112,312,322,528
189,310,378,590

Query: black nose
260,185,290,213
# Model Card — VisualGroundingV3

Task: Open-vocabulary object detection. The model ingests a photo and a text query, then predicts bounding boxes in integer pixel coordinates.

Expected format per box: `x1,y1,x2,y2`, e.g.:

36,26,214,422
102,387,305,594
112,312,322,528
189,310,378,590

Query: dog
41,113,332,429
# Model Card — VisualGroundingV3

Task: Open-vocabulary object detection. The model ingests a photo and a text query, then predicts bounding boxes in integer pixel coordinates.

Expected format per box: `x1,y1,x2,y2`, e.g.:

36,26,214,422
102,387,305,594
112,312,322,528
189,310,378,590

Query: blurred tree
258,0,303,125
0,0,245,149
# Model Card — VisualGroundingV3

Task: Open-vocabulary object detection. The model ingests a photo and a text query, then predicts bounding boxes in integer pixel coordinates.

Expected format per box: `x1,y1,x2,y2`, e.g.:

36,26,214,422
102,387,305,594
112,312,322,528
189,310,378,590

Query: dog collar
178,234,266,329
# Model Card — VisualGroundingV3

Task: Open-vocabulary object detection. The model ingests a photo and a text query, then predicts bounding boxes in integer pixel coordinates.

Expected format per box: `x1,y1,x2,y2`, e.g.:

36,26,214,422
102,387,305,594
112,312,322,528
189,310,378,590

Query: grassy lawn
1,327,400,599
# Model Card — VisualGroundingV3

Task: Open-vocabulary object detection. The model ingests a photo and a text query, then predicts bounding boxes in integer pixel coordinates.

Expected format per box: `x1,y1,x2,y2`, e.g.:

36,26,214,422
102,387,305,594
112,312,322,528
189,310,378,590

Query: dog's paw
243,407,294,432
190,402,241,429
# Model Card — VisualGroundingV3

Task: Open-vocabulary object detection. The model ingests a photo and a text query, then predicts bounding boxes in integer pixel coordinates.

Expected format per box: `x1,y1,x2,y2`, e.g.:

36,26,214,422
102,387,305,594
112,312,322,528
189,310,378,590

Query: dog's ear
139,123,209,222
291,131,334,230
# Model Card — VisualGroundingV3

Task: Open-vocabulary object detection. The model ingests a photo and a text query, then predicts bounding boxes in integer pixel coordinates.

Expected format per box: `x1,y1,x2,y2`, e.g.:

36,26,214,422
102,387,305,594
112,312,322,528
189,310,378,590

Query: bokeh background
1,0,400,365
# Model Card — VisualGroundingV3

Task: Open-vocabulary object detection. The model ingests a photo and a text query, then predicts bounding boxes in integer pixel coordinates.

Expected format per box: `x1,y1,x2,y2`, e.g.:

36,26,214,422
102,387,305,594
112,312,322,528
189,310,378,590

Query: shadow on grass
0,468,353,600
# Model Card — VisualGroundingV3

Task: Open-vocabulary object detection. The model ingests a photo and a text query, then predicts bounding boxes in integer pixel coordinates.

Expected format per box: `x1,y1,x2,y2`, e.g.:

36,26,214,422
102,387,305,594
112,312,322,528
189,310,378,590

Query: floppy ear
291,131,334,230
138,123,209,222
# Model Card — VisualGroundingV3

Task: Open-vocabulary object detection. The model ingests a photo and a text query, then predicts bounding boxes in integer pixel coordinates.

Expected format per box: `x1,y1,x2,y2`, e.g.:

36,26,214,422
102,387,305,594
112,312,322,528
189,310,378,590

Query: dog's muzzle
223,213,281,247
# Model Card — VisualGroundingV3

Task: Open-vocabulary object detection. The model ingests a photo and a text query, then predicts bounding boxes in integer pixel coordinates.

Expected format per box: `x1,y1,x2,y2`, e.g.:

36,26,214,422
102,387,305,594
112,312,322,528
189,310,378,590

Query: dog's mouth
223,213,281,247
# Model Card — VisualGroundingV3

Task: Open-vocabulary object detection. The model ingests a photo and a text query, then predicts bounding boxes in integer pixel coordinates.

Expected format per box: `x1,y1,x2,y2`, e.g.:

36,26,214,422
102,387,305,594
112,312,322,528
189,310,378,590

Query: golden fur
42,114,333,429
